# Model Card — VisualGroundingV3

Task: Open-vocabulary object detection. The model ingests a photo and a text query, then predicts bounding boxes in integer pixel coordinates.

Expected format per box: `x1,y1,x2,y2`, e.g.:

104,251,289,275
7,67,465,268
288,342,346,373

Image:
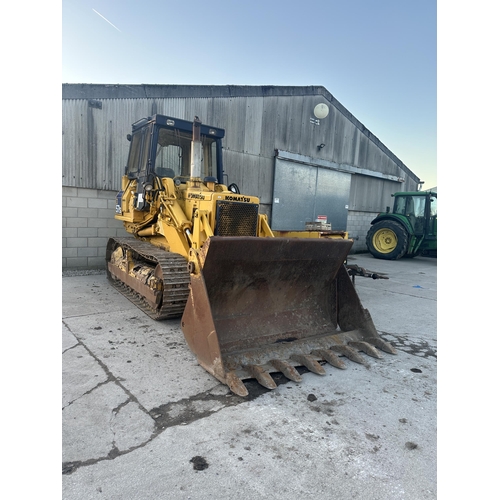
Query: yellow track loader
106,115,395,397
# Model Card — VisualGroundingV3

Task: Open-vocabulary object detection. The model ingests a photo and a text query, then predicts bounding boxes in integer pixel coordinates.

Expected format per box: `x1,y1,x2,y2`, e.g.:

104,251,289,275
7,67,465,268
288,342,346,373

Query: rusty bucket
181,236,395,396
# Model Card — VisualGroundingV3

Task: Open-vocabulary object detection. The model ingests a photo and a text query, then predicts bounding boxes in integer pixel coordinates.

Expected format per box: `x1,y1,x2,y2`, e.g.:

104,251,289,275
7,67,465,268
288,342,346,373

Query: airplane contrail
92,8,121,32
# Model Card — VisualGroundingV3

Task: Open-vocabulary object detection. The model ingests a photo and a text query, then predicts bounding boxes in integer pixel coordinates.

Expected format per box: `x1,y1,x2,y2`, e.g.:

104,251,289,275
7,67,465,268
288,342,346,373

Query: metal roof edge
61,83,329,100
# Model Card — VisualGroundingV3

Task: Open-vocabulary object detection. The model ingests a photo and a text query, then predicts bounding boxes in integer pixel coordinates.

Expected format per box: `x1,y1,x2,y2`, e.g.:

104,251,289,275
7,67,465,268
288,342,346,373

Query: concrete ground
62,252,437,500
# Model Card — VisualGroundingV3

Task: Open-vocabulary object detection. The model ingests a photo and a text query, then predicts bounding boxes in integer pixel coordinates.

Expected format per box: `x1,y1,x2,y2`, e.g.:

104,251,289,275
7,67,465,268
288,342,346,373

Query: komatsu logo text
225,195,251,203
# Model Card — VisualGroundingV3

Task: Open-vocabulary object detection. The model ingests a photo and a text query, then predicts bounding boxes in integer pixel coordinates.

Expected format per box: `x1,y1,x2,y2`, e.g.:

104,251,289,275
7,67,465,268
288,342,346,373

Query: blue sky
62,0,437,187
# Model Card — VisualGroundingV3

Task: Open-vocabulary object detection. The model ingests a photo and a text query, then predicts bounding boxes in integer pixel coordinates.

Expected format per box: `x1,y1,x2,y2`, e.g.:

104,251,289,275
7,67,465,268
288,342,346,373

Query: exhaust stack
190,116,202,179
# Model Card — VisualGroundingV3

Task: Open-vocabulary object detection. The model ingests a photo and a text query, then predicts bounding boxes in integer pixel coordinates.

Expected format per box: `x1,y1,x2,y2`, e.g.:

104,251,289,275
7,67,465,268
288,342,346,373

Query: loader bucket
181,236,395,396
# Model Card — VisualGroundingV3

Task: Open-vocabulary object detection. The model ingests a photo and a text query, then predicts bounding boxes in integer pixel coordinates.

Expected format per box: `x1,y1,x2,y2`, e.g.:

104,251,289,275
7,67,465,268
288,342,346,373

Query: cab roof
131,114,225,139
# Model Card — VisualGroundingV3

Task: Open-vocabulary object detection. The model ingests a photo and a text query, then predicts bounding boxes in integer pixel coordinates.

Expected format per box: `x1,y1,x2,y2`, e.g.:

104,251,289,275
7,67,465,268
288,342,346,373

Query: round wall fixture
313,103,329,119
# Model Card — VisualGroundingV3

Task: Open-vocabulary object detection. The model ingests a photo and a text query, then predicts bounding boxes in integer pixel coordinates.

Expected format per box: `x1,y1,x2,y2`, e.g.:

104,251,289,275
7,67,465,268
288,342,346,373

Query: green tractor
366,190,437,260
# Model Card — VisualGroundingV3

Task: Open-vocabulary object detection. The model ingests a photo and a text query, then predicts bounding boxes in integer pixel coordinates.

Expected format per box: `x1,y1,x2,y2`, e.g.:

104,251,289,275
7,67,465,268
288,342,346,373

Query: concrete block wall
346,210,379,254
62,187,128,269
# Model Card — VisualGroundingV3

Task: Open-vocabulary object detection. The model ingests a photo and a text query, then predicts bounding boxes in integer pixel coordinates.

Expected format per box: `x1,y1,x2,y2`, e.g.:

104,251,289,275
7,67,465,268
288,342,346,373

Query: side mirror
127,134,132,142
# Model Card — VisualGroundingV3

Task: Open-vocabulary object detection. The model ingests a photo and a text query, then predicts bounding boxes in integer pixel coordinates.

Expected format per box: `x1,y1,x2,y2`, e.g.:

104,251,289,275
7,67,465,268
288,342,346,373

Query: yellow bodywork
115,175,274,261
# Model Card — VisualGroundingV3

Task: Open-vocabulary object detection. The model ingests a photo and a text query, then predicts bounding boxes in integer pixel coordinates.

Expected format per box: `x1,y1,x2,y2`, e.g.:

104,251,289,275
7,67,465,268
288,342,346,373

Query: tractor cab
393,192,437,238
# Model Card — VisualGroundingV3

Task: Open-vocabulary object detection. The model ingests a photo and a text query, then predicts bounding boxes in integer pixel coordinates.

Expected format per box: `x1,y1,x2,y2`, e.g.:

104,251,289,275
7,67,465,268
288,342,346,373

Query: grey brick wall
62,187,128,269
346,211,379,254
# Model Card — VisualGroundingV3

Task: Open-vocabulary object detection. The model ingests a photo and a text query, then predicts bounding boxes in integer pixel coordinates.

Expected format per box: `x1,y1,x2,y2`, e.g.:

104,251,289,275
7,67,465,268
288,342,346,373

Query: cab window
126,126,150,178
154,127,217,179
394,195,426,217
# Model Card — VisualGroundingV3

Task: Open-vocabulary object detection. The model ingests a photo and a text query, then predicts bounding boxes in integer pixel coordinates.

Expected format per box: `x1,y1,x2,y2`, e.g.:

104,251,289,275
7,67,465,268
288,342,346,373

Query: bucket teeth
225,371,248,397
269,359,302,382
245,365,277,390
349,341,382,359
330,345,368,365
311,349,346,369
222,336,397,396
364,337,397,355
291,354,326,375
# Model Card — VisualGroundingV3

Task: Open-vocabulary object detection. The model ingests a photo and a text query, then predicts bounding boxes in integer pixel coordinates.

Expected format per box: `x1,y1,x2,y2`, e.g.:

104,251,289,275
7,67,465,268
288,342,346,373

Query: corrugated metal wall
62,84,420,221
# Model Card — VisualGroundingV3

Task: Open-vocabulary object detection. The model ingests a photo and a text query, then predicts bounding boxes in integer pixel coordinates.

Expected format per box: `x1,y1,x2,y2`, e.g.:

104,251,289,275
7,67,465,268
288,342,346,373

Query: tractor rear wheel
366,220,409,260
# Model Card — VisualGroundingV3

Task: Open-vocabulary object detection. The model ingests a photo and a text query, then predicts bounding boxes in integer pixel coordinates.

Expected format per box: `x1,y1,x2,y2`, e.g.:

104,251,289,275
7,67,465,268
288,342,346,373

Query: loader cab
125,115,225,210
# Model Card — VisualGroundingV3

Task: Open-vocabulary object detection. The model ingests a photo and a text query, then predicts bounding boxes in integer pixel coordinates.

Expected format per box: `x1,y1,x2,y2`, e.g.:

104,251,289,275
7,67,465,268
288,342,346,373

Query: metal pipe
190,117,202,179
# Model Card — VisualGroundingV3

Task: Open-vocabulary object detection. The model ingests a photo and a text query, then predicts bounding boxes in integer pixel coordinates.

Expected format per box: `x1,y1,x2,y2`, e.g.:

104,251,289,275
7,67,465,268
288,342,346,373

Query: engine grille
215,201,259,236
